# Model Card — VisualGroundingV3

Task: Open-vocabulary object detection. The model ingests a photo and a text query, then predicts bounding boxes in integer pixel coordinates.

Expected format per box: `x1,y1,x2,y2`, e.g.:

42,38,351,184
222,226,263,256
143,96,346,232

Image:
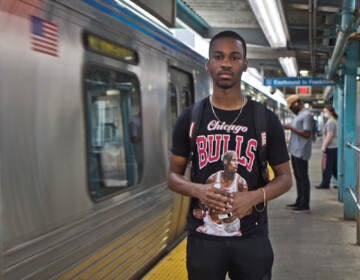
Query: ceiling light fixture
248,0,288,48
300,70,309,77
279,57,298,77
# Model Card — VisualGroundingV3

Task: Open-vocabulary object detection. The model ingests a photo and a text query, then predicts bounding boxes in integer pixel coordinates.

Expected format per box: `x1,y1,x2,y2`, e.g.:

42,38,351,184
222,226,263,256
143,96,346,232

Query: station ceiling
180,0,360,107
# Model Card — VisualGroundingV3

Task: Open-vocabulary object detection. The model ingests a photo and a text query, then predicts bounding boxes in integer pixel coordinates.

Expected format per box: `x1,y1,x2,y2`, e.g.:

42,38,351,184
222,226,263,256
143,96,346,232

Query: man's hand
231,191,255,219
283,124,292,130
198,184,233,213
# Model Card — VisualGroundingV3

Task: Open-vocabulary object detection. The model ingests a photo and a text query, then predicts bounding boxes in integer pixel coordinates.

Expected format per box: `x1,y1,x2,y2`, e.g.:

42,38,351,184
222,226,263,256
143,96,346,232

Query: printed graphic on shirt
196,120,258,172
194,150,250,237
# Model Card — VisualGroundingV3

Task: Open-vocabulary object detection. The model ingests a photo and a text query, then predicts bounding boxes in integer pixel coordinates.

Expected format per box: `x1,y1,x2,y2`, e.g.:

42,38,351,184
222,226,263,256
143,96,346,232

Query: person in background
168,30,292,280
315,104,338,189
283,95,314,212
311,113,318,143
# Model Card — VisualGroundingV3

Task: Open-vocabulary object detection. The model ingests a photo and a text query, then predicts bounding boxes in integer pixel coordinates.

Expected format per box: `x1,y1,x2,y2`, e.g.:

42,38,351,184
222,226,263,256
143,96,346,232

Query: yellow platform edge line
142,238,188,280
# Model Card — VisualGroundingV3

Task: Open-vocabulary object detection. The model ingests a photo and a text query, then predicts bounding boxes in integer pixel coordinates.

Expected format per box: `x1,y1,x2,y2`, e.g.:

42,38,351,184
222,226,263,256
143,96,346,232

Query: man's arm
167,152,232,213
230,161,292,218
283,124,311,138
284,113,314,139
321,130,334,152
261,161,292,201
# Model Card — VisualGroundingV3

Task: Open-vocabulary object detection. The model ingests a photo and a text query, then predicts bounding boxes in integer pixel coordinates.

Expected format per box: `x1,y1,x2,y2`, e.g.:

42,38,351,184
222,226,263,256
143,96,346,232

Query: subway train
0,1,289,279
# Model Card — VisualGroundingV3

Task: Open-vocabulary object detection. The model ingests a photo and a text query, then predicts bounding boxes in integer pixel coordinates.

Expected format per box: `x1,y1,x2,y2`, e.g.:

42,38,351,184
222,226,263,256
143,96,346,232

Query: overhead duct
311,0,317,76
176,0,211,37
326,0,357,80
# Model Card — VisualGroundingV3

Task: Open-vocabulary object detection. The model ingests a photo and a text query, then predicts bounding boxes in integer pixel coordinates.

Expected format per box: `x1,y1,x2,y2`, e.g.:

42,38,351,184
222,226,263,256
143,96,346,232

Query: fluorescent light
279,57,298,77
242,71,287,105
300,70,309,77
106,89,120,95
247,67,263,81
248,0,288,48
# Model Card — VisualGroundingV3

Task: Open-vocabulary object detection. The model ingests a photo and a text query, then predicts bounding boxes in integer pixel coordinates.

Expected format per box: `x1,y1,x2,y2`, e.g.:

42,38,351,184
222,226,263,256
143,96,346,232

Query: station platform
143,140,360,280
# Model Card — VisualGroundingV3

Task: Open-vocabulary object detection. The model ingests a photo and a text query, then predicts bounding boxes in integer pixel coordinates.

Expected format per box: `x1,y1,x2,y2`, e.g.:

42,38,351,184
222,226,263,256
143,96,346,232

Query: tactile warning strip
142,238,187,279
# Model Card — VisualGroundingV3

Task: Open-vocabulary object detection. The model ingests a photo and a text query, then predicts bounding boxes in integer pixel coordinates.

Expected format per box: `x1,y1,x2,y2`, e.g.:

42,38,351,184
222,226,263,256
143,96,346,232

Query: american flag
30,16,58,57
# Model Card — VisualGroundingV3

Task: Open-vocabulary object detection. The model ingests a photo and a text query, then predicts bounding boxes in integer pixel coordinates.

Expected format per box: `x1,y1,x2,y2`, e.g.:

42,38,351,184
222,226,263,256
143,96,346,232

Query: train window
168,83,177,134
84,66,142,200
167,67,194,148
180,87,191,111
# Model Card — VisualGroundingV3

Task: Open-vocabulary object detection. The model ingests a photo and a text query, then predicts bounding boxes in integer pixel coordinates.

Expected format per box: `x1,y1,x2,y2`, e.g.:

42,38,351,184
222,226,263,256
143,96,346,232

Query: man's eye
232,57,242,61
213,55,222,60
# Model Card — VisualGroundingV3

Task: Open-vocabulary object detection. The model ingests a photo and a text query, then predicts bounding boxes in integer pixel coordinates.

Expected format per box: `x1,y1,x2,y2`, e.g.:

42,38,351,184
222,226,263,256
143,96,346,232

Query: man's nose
221,57,232,67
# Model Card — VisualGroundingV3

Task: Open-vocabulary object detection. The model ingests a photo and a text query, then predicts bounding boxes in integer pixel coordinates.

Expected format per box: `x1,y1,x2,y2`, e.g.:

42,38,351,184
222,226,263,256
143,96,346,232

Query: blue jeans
291,155,310,208
320,148,337,188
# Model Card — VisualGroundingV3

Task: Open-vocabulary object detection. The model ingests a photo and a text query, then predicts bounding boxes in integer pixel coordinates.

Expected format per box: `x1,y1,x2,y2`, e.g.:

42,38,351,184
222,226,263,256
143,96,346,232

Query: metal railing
347,142,360,154
347,185,360,211
346,142,360,244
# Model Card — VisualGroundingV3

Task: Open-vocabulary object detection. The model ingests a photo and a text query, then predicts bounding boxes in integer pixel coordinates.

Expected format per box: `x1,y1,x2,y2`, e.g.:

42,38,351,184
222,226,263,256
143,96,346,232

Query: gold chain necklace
210,96,245,132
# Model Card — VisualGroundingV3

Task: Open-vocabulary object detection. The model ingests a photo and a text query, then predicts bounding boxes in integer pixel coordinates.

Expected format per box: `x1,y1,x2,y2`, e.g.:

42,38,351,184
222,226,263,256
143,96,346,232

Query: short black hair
209,31,247,58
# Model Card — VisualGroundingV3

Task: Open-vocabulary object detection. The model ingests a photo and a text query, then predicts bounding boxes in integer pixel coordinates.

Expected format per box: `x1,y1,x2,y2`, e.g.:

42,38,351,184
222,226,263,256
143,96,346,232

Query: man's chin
216,82,234,90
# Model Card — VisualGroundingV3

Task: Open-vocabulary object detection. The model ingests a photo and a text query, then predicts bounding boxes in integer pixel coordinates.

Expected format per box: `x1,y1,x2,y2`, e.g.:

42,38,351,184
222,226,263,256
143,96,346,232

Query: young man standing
168,31,292,280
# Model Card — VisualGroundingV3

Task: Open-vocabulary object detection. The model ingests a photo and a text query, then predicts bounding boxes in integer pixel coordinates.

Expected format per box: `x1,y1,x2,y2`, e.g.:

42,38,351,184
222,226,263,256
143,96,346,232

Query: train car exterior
0,1,288,279
0,0,209,279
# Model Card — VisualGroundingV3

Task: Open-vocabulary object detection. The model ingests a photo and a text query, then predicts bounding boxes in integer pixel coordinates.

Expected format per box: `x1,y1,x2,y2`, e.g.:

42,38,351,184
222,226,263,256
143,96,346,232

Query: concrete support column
336,81,344,202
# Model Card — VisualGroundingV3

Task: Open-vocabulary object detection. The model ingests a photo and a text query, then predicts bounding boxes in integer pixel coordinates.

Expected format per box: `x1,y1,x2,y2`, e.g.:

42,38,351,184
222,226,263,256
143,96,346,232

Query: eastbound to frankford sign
263,77,335,87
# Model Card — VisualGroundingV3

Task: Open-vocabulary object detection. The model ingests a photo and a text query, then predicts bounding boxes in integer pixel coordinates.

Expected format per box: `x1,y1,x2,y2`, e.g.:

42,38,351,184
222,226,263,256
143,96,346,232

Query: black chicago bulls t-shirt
171,97,289,238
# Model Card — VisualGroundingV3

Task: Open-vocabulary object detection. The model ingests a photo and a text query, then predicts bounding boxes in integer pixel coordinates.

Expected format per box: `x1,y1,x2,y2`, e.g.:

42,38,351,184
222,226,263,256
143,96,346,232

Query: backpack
188,97,269,182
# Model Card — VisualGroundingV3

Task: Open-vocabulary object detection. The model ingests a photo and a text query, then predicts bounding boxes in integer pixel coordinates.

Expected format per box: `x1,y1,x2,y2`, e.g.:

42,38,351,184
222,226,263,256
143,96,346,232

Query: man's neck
211,91,245,110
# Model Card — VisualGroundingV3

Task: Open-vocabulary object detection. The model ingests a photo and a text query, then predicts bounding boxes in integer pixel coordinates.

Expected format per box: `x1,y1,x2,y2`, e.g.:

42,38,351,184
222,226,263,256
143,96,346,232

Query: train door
167,66,194,241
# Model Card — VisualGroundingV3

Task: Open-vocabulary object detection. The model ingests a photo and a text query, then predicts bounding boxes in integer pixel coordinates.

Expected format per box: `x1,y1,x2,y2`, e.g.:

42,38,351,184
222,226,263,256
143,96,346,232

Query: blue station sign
263,77,335,87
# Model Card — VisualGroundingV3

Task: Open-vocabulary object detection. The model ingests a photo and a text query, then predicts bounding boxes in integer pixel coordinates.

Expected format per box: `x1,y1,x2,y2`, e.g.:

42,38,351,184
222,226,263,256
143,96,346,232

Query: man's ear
243,58,248,71
205,59,209,71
